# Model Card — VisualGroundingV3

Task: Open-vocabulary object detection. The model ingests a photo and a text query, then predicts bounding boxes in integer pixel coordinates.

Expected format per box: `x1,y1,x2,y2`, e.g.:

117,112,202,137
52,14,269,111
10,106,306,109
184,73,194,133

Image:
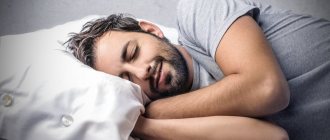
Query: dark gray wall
0,0,179,36
1,0,329,36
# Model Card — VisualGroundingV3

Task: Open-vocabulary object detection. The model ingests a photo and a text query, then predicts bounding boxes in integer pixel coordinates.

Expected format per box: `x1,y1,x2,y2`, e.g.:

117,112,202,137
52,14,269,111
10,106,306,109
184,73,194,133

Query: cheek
141,48,161,60
162,62,173,72
141,40,165,57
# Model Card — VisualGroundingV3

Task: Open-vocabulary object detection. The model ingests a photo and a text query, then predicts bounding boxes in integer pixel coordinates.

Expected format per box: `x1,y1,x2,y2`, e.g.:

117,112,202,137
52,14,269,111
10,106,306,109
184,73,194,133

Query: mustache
147,56,163,78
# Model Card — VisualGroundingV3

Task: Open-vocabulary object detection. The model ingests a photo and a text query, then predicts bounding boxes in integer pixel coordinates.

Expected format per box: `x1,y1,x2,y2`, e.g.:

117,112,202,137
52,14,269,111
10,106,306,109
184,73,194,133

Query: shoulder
176,0,260,58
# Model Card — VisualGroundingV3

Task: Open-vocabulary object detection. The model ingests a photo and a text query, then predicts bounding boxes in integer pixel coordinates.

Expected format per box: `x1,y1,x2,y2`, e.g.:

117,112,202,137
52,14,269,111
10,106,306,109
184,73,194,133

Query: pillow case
0,15,178,140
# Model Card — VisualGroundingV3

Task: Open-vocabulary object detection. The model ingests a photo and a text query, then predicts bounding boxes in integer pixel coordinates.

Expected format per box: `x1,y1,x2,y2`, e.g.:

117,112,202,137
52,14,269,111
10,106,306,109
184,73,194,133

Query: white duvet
0,15,178,140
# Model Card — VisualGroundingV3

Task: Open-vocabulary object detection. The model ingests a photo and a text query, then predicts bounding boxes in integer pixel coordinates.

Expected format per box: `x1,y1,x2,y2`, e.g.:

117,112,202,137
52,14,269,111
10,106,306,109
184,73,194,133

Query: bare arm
146,16,290,118
132,116,288,140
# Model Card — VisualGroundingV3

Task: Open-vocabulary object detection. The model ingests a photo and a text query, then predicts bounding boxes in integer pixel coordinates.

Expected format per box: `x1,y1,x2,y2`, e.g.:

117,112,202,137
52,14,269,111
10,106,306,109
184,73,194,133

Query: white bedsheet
0,15,178,140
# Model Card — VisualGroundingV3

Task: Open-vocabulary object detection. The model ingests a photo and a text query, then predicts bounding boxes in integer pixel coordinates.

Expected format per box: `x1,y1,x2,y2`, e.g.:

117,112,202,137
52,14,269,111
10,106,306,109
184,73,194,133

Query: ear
139,20,165,38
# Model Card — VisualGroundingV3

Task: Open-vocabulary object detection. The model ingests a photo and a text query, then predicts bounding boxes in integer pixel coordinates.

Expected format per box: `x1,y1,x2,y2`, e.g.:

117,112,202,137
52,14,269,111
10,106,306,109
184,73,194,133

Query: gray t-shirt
177,0,330,139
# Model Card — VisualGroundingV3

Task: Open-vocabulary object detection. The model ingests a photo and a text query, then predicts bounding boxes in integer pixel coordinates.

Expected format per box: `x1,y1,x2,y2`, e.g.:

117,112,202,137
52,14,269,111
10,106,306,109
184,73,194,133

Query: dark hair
65,13,146,68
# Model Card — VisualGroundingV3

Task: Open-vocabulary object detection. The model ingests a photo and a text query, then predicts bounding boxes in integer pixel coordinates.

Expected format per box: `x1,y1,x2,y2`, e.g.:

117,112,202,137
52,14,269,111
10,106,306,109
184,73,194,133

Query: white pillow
0,15,179,140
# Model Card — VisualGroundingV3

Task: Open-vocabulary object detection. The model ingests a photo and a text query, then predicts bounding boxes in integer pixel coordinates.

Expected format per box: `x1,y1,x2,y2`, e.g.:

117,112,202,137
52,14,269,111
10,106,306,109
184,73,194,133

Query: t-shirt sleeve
177,0,260,59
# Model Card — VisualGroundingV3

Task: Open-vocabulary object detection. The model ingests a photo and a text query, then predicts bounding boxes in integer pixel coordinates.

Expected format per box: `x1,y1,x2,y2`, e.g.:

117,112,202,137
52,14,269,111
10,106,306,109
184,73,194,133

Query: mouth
154,60,163,89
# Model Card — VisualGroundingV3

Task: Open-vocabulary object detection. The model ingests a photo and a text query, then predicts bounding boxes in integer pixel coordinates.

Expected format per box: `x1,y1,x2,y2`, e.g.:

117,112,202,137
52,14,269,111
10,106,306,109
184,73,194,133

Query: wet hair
65,13,147,68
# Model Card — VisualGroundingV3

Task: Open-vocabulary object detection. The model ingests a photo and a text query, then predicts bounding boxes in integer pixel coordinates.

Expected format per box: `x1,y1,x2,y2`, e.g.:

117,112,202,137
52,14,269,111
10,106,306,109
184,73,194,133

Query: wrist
132,116,158,139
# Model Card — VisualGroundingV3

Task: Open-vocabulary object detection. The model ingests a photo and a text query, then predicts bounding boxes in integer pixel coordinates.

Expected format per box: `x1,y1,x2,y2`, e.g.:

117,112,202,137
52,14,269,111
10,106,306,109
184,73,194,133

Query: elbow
274,127,289,140
261,76,290,114
280,134,289,140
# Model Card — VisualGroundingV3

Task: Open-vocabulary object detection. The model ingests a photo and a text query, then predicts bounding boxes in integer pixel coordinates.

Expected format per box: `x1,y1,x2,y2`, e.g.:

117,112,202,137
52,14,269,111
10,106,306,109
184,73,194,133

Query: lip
154,61,163,89
158,65,165,86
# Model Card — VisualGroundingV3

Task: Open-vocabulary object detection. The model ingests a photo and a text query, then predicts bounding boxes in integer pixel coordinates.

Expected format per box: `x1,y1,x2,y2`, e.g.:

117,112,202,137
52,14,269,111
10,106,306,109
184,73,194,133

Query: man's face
94,31,190,100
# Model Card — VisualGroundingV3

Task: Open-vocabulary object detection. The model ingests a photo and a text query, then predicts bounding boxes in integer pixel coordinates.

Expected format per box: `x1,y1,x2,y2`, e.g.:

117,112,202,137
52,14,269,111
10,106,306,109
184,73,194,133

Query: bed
0,0,329,140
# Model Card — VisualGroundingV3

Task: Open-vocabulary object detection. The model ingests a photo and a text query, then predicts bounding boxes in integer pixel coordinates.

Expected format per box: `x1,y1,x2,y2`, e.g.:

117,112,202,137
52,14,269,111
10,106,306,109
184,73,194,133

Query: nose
127,63,151,80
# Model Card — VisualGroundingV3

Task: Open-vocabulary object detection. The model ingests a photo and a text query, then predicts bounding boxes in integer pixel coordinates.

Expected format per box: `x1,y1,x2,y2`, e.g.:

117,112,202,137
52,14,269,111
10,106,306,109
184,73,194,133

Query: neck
175,44,194,90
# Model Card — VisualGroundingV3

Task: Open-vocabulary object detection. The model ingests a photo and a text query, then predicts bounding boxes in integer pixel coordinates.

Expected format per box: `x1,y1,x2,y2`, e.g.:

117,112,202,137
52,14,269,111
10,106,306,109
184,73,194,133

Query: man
66,0,330,139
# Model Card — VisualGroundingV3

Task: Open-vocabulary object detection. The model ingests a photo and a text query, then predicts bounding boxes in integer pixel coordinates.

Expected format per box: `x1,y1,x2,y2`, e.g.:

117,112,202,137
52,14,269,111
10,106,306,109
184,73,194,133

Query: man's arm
146,16,290,118
132,116,288,140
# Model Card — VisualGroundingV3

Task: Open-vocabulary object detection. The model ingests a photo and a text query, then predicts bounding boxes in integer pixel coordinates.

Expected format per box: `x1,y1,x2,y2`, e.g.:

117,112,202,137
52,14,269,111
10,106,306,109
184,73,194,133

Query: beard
148,37,190,99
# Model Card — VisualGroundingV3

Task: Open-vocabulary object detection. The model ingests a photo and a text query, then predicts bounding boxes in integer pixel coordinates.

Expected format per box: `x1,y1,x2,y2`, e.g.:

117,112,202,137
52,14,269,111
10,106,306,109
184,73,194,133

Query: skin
94,24,194,100
94,16,290,139
132,116,288,140
145,16,290,118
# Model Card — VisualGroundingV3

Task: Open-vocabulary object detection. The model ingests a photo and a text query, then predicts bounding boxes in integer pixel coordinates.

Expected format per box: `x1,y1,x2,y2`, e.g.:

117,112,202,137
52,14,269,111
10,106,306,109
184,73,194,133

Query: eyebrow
121,41,130,62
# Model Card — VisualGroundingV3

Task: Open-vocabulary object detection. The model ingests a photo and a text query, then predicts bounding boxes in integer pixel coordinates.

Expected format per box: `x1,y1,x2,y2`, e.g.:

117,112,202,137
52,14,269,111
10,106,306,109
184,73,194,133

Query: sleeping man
66,0,330,139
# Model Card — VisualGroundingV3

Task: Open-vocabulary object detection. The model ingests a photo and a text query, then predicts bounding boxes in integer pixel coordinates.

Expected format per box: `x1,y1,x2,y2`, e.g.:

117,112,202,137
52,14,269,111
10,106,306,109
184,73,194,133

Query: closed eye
130,45,140,61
